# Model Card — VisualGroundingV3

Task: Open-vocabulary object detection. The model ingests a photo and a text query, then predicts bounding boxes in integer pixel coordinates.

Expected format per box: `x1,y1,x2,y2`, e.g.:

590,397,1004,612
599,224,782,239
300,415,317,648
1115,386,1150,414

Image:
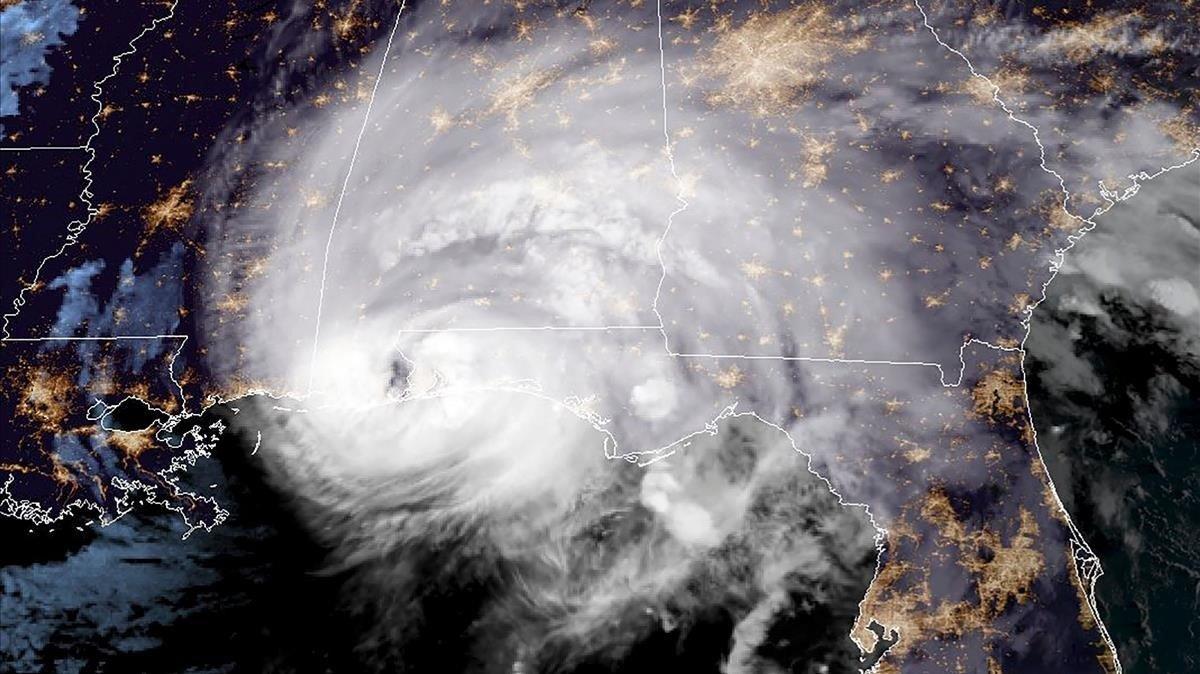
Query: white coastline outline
911,3,1199,672
0,2,228,540
0,0,1196,666
306,0,409,396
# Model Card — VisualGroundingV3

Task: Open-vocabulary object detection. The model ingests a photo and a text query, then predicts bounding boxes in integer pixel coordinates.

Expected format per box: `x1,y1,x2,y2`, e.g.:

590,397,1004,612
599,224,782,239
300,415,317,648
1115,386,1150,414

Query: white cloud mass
191,0,1197,671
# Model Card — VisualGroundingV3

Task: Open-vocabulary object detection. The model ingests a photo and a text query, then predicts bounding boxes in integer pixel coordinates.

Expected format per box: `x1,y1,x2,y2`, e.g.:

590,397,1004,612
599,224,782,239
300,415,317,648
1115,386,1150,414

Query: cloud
188,1,1196,668
0,0,79,119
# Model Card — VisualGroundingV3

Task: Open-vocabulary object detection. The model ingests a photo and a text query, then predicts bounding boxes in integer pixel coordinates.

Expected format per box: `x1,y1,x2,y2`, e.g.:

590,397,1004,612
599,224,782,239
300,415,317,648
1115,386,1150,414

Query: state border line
0,1,179,341
0,146,88,151
2,334,187,342
306,0,409,395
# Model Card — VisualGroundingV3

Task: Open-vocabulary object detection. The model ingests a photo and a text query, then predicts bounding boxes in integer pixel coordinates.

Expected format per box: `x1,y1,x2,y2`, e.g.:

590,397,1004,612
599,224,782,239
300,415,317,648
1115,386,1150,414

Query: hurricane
182,0,1197,671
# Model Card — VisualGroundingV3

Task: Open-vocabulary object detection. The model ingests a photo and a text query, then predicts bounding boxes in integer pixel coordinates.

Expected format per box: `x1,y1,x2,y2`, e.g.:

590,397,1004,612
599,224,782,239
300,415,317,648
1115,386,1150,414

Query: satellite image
1,1,1197,672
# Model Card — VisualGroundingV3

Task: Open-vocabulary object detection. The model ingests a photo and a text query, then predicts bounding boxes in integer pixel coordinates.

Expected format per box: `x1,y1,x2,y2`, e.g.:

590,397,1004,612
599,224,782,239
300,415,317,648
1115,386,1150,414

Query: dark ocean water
3,166,1196,671
1,413,876,674
1024,163,1200,674
4,291,1196,673
4,286,1197,674
1026,285,1200,674
0,422,366,674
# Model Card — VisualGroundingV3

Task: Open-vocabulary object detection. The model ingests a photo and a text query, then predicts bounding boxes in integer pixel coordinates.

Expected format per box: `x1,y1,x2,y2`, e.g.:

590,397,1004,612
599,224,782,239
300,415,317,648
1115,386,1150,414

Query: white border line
911,3,1198,671
649,0,692,355
394,325,661,334
0,146,88,151
0,1,180,341
306,0,409,395
1,4,1195,659
3,334,186,341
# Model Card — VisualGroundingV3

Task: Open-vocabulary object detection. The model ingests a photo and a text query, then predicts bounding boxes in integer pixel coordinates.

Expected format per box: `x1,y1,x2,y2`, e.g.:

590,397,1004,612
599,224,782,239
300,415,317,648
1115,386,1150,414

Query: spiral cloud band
191,1,1198,671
